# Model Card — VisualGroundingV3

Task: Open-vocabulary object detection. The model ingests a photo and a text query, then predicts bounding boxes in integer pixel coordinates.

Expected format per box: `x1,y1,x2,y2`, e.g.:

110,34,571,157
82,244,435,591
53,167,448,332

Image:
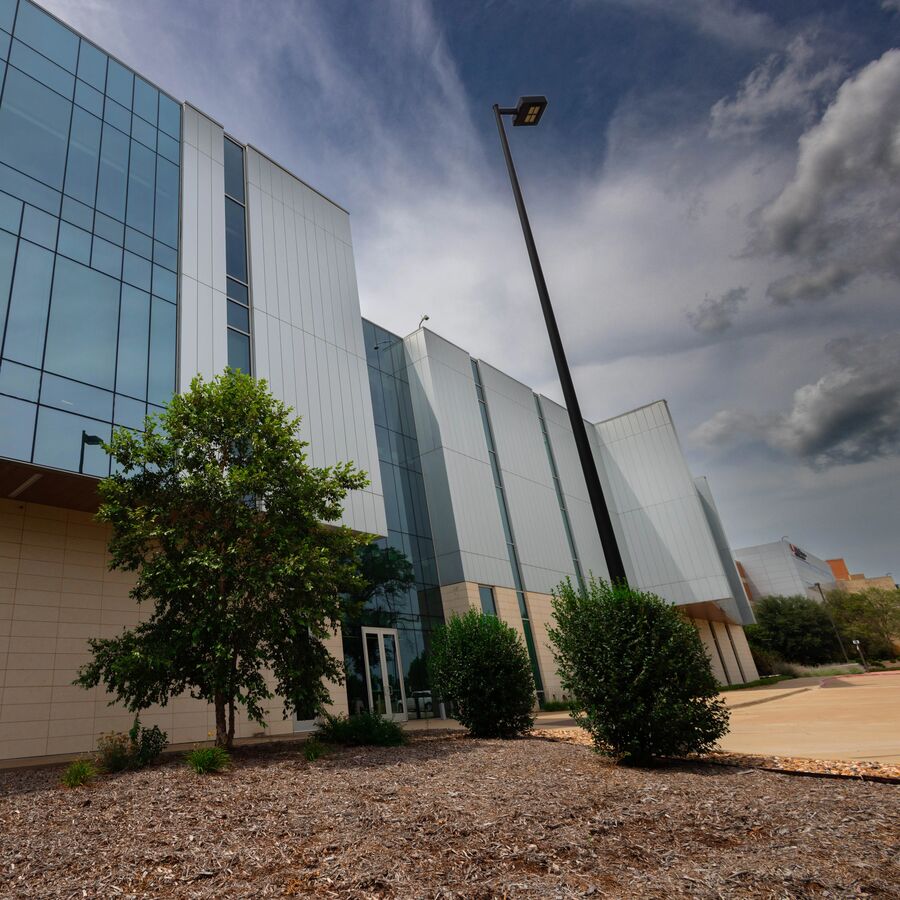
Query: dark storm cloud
686,286,749,334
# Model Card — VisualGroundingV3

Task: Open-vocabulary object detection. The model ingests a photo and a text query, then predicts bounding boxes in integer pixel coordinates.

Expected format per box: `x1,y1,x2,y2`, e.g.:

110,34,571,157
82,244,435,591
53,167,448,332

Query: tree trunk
214,691,228,748
227,698,235,748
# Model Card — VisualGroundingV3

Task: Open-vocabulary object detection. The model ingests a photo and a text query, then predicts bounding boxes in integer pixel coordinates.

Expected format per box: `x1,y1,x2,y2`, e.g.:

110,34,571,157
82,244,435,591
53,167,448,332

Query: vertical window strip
471,358,545,701
224,136,250,373
535,394,585,592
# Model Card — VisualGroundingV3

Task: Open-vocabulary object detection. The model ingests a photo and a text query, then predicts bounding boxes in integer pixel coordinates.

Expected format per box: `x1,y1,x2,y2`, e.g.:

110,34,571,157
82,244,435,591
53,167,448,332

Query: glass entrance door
361,627,408,722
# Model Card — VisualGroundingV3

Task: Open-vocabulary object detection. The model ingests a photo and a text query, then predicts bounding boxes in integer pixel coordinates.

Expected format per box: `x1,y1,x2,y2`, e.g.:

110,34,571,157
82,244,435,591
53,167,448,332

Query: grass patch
720,675,793,691
61,758,98,788
303,736,328,761
541,699,572,712
792,663,865,677
185,746,231,774
318,711,407,747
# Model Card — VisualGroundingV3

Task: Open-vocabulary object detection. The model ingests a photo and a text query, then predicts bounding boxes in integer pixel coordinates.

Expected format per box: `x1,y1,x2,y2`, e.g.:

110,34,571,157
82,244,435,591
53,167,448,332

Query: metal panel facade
244,148,385,537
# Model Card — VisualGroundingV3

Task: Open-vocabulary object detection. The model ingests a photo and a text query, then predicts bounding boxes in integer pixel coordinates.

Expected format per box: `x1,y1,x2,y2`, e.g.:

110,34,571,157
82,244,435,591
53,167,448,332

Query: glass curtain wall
0,0,180,475
223,136,251,372
344,320,445,719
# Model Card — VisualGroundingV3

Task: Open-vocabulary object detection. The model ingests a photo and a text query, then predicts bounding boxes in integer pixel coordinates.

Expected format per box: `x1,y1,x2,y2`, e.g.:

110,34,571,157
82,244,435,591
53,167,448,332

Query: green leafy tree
825,587,900,660
429,609,535,738
348,543,415,627
76,371,371,748
548,577,729,764
746,595,841,665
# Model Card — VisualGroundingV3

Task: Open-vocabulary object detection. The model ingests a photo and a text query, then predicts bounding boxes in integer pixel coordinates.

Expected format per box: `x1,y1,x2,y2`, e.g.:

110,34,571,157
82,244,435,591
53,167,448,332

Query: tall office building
0,0,756,763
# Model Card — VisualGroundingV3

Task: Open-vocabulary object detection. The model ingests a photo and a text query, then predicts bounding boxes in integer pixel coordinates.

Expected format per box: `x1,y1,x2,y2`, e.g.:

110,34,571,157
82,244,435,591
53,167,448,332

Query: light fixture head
418,314,430,329
513,95,548,127
82,432,103,446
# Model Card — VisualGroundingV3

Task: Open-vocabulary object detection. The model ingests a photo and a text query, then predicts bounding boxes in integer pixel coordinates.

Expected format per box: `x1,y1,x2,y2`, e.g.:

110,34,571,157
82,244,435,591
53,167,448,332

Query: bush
96,717,168,771
747,644,788,677
317,711,406,746
185,746,231,774
747,596,841,665
303,736,328,761
541,699,571,712
548,577,729,764
429,609,535,738
61,758,98,788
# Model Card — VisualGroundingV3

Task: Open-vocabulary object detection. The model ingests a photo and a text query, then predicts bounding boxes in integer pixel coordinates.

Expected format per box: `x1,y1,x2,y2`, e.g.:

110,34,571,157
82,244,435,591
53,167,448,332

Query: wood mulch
1,733,898,898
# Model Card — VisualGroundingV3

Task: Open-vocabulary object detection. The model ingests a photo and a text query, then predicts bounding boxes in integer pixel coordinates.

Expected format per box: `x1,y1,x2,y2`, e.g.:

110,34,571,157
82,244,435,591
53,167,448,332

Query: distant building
826,559,897,594
734,539,835,602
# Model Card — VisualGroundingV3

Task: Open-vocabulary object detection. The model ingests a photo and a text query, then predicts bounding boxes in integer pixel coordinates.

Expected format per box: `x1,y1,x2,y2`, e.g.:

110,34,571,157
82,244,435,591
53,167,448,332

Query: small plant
61,758,98,788
549,577,729,765
96,717,168,771
429,609,536,738
317,710,407,746
185,746,231,774
303,736,328,761
541,699,572,712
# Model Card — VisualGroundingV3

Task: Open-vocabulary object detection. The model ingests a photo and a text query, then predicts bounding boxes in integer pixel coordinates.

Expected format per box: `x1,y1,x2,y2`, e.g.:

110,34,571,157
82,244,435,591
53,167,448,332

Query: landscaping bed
1,734,897,898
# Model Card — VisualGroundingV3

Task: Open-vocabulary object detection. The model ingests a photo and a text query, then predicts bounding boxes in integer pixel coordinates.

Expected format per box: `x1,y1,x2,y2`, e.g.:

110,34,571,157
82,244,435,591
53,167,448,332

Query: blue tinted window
10,38,74,97
41,372,113,420
0,30,8,60
0,161,60,213
227,300,249,332
0,358,40,401
105,58,132,108
225,197,246,282
64,106,101,206
93,210,123,245
153,156,178,247
153,240,176,272
224,138,244,203
227,329,251,373
479,586,498,617
3,239,53,367
76,40,106,91
74,78,103,116
131,114,155,150
152,263,175,302
0,0,15,32
116,284,148,399
124,226,151,258
0,228,16,339
158,94,180,139
113,394,145,430
0,394,36,461
122,250,150,290
61,194,92,229
14,1,78,72
43,255,119,388
56,220,91,264
33,405,110,476
96,122,129,221
0,192,22,233
226,277,248,304
103,97,130,133
0,68,71,190
126,140,155,234
147,296,175,405
20,204,57,248
90,235,121,278
156,131,179,165
133,76,157,125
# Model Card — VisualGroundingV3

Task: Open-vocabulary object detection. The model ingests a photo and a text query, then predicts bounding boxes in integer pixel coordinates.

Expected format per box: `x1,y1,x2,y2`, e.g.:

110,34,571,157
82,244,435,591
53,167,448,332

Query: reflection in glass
227,328,251,372
224,197,247,282
224,138,244,203
365,632,386,715
147,297,175,405
33,405,110,476
115,285,149,399
14,0,79,72
0,393,36,462
40,372,113,420
154,156,178,248
382,633,405,715
126,140,155,235
4,240,54,368
479,585,498,617
0,359,40,401
65,107,102,206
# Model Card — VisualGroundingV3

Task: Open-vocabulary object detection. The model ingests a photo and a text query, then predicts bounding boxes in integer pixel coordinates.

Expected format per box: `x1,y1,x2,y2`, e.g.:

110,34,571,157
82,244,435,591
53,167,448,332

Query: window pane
122,250,150,290
224,196,246,282
93,210,123,245
0,0,15,32
156,131,178,165
226,276,248,304
44,255,119,388
152,263,175,302
20,204,57,248
0,68,72,191
133,76,157,125
153,240,177,271
65,106,102,206
227,300,249,332
0,228,17,340
126,139,155,234
124,226,151,258
77,40,107,91
227,328,251,373
0,358,40,401
74,79,104,116
41,372,113,420
113,394,146,430
3,239,53,367
103,96,130,133
61,194,92,229
153,156,178,247
0,192,22,233
96,122,129,221
223,138,244,203
147,296,175,405
116,284,149,399
90,235,121,278
56,220,90,264
0,394,36,461
158,94,180,140
33,405,110,476
479,586,498,617
10,38,74,97
14,1,79,73
105,58,133,109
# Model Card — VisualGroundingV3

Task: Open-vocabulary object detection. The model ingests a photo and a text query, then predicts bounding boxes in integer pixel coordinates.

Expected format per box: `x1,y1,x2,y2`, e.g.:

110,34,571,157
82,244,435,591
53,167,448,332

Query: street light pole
493,98,628,586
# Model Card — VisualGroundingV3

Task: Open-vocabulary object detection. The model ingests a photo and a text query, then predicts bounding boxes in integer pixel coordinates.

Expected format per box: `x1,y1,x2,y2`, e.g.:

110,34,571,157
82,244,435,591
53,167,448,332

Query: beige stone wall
727,623,759,683
438,582,480,620
0,499,345,762
692,618,728,684
525,590,564,701
710,620,742,684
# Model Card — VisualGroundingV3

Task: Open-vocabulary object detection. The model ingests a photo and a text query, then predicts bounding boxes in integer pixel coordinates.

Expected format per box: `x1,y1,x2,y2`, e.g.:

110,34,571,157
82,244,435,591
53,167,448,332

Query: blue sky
46,0,900,577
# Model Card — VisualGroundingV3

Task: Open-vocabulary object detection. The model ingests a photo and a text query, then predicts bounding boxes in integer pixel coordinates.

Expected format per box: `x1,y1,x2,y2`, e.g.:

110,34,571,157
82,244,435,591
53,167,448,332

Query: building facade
734,539,836,603
0,0,755,763
826,558,897,594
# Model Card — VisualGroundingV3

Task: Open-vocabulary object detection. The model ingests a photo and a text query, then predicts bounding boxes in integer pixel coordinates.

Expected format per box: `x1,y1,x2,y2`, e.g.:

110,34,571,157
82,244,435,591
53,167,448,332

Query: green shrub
61,758,98,788
429,608,535,738
303,736,328,761
317,710,406,746
96,717,168,771
746,596,841,665
541,699,572,712
747,644,789,677
185,746,231,774
548,577,729,764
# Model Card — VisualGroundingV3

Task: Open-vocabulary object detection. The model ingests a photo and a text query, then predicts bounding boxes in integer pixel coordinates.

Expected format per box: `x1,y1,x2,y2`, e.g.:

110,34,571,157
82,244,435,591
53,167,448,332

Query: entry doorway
361,627,408,721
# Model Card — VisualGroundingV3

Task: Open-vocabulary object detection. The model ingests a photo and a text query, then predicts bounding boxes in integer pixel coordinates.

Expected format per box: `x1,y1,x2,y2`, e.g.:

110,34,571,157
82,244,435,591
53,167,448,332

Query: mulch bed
1,733,898,898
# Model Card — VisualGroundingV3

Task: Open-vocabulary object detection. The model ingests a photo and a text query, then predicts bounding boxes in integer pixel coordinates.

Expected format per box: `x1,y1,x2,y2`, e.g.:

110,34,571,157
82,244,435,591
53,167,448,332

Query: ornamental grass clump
429,608,536,738
317,711,406,747
61,758,98,788
185,746,231,774
548,577,729,765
